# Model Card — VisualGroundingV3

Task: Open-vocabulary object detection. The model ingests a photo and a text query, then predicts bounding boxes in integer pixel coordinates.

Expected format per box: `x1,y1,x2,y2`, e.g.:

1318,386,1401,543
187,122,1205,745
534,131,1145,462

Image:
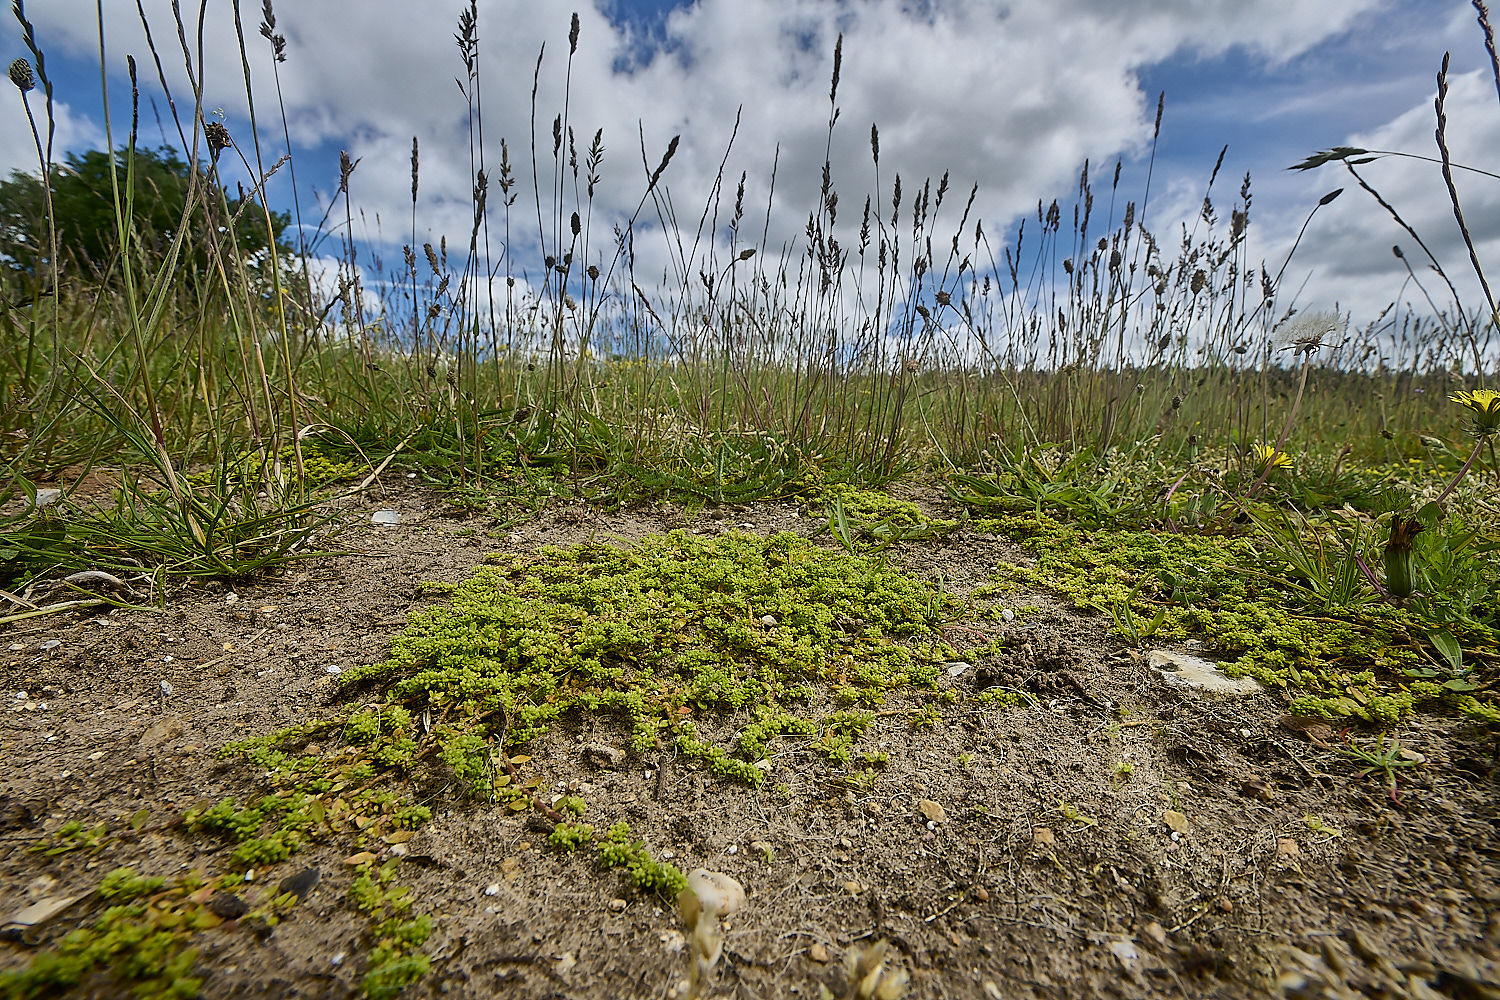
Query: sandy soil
2,479,1497,999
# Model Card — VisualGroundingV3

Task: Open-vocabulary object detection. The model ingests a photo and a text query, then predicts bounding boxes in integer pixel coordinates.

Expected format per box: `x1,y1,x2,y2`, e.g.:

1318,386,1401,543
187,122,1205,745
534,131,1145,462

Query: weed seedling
1335,732,1424,804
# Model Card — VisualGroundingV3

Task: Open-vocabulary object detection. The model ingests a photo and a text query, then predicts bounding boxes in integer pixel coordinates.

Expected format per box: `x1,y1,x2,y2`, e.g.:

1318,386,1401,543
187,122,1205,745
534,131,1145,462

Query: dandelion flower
1450,388,1500,435
1252,444,1292,472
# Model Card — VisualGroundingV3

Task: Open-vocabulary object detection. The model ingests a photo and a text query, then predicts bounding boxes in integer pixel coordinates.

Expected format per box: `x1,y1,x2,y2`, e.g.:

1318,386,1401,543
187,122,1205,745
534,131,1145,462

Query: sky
3,0,1499,352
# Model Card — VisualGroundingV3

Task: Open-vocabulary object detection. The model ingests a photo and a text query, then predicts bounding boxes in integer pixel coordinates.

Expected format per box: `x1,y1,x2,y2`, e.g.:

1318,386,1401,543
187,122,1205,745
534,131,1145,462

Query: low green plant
350,861,432,1000
31,819,110,857
548,821,595,852
341,531,947,791
597,822,687,899
1335,732,1424,804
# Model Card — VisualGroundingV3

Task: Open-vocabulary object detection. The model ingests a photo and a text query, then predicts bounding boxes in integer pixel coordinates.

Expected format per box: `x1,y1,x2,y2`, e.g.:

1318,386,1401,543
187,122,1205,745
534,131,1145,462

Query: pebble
843,881,863,896
325,665,342,675
1033,827,1056,848
483,884,500,897
1001,608,1015,622
371,509,400,525
808,942,830,964
1148,650,1263,696
40,640,60,651
608,898,627,913
918,799,946,823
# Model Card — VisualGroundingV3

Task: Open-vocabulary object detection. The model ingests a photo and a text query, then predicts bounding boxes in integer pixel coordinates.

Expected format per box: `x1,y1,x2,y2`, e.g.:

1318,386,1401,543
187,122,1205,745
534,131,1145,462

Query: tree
0,145,291,284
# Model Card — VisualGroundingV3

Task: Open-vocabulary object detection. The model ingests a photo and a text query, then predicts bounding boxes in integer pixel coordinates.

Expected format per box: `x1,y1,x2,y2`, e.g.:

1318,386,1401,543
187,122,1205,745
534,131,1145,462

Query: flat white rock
1148,650,1263,696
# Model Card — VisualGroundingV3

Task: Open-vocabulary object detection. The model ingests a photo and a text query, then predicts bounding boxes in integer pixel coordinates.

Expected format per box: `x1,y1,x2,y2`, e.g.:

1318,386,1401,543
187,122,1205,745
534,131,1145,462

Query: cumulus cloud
0,92,102,178
14,0,1494,345
1280,68,1500,325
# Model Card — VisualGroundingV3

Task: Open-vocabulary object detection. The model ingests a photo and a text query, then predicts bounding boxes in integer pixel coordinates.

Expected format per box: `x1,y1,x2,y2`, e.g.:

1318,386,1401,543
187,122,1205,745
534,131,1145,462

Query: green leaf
1427,630,1463,673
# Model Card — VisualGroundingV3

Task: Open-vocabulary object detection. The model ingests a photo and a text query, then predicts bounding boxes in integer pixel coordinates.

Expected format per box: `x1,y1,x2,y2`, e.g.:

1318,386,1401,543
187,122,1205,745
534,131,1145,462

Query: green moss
341,530,945,789
978,509,1498,726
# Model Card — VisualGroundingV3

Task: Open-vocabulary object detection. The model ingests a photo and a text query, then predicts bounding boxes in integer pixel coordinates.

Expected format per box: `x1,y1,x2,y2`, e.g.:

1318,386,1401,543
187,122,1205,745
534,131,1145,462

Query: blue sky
3,0,1498,344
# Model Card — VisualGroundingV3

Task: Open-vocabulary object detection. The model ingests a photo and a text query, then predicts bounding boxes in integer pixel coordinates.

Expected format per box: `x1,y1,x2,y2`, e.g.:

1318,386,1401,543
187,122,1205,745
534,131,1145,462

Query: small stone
1033,827,1055,848
484,884,500,897
371,509,400,525
138,716,185,749
918,799,946,823
1001,608,1015,622
808,942,830,963
1241,778,1275,802
945,662,968,677
1148,649,1263,696
608,898,627,913
863,801,882,816
1143,921,1168,946
207,892,250,920
331,952,345,966
844,881,863,896
581,743,625,767
3,895,85,929
388,844,409,857
761,615,778,626
1277,838,1299,857
973,885,990,903
324,665,342,675
553,952,576,977
277,867,321,902
1163,810,1188,834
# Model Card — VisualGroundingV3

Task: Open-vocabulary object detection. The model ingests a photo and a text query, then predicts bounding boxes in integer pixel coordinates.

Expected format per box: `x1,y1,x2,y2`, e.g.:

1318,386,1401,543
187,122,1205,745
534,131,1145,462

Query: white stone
1148,650,1263,696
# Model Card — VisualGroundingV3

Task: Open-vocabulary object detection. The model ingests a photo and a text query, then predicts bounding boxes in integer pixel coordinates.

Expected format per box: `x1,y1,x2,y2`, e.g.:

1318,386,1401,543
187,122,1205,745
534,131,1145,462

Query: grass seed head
9,58,36,93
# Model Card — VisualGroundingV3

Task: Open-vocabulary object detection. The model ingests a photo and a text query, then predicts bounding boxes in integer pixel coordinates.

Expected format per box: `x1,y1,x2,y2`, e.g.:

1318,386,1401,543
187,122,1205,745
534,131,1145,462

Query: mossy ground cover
957,455,1500,731
341,525,964,791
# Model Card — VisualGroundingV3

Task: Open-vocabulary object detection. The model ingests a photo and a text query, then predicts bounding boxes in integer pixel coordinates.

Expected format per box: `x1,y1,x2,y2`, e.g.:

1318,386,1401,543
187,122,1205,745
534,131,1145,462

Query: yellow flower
1451,388,1500,434
1252,444,1292,472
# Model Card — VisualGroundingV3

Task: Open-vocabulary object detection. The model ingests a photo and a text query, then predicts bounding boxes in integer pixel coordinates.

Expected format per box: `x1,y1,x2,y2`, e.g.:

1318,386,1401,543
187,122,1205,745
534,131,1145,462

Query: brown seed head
9,58,36,93
204,121,232,154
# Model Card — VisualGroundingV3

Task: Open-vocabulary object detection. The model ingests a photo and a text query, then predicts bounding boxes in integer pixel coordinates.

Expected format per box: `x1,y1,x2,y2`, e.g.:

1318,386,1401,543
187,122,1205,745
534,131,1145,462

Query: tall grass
2,2,1498,590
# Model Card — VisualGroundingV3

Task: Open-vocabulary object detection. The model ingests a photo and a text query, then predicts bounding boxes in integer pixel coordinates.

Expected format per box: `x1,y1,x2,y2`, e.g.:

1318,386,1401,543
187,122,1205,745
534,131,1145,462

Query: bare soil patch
2,480,1498,998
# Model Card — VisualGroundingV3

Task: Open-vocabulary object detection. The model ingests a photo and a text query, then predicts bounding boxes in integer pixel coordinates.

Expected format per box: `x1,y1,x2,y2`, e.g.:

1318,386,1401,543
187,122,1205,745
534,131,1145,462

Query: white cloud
28,0,1496,353
1271,68,1500,338
0,93,102,177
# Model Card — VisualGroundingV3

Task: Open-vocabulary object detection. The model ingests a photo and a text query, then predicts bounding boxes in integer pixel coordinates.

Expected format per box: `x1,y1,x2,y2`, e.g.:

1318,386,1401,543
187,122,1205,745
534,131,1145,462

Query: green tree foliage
0,144,291,283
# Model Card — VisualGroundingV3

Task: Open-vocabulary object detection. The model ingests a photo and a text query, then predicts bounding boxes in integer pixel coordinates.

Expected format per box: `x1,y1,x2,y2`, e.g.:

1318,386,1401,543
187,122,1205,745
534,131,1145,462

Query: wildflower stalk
1244,356,1309,499
1433,438,1485,507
